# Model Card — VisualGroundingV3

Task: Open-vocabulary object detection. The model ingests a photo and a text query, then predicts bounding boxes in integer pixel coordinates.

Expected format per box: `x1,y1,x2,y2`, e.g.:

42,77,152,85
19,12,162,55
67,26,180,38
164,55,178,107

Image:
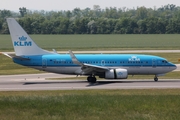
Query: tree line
0,4,180,34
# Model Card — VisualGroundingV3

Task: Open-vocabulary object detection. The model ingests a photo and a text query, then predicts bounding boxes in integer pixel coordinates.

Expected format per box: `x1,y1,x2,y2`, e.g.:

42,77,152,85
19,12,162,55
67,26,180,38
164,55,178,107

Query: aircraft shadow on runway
86,81,129,87
23,81,87,85
23,81,126,87
23,81,128,86
87,80,180,86
23,80,180,87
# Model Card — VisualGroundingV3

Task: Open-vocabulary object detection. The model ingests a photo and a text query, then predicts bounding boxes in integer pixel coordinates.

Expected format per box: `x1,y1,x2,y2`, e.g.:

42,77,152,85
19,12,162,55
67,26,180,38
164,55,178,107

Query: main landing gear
87,76,97,83
154,77,158,82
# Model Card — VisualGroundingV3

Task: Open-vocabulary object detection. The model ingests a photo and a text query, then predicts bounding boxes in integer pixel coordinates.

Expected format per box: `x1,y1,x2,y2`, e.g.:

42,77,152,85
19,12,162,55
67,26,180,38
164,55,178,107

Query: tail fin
6,18,53,56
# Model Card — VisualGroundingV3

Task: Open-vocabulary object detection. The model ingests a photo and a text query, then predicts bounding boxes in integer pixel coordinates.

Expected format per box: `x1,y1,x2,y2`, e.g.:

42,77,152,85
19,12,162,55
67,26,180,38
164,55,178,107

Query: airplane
2,18,177,83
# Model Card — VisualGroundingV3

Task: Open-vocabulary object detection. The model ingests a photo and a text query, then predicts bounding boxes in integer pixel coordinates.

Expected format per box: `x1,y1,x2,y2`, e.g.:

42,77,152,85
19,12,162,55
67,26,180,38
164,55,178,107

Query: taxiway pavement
0,78,180,91
0,73,180,91
0,64,179,91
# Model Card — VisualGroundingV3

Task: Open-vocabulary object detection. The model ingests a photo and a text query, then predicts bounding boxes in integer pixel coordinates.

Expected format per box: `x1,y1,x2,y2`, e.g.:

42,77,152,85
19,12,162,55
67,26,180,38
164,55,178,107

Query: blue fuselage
13,54,176,76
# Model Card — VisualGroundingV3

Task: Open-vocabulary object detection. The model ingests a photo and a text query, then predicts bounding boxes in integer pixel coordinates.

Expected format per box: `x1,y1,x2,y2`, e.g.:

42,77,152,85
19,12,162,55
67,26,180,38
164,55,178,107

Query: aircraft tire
154,77,158,82
91,77,97,83
87,77,92,82
87,77,96,83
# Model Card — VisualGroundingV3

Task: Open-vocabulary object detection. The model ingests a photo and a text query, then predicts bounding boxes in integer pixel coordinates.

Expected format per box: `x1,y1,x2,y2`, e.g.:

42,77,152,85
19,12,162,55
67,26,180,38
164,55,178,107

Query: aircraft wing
69,50,109,74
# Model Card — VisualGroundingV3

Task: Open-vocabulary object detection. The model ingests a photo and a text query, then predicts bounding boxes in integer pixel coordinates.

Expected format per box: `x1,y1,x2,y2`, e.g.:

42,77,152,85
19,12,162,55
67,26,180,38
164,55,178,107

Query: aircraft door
42,59,47,68
152,59,157,67
101,60,105,66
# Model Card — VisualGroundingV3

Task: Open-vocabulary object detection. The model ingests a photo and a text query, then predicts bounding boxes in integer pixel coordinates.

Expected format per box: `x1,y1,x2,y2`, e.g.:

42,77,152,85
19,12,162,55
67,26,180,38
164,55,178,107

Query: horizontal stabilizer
1,53,30,60
1,52,13,58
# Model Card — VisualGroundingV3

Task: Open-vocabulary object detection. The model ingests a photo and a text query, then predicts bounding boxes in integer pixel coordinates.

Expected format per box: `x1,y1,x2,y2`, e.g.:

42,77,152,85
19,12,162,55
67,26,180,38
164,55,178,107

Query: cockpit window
162,60,168,63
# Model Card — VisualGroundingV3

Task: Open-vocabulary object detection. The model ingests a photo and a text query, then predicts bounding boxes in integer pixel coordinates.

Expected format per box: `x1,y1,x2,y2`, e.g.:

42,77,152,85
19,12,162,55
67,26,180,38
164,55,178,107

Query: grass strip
0,89,180,120
1,34,180,51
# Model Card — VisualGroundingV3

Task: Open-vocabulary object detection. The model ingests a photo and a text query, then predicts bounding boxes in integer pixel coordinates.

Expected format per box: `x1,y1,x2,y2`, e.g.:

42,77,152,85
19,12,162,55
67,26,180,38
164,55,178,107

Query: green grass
0,89,180,120
0,34,180,51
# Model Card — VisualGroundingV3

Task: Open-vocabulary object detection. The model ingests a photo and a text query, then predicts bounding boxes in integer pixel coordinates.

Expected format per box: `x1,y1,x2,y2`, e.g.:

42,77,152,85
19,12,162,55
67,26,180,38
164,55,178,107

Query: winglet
52,49,58,54
69,50,83,65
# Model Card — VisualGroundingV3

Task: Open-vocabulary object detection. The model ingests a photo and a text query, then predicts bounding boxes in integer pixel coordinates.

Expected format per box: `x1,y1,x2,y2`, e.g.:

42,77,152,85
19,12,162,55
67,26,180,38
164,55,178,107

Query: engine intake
105,69,128,79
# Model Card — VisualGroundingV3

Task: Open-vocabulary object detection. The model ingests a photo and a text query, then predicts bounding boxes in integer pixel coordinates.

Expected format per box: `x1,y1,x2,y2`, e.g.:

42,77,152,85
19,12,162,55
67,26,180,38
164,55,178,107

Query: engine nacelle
105,69,128,79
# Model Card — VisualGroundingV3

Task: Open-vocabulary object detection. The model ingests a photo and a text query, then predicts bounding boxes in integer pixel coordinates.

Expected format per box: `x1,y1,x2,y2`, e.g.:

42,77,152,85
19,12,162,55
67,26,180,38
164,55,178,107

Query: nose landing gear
154,77,158,82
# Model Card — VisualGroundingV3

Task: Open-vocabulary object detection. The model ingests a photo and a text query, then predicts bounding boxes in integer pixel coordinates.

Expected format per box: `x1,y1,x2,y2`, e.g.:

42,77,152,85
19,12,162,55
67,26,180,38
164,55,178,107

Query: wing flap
83,63,109,71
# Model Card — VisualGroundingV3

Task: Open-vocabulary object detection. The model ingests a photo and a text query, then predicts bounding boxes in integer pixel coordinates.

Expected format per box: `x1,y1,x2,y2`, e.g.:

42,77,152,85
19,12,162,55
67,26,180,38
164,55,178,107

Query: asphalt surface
0,78,180,91
0,71,180,91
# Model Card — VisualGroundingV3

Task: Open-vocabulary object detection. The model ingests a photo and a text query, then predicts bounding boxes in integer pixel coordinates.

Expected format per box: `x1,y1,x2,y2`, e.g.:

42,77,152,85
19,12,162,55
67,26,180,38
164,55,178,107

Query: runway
0,73,180,91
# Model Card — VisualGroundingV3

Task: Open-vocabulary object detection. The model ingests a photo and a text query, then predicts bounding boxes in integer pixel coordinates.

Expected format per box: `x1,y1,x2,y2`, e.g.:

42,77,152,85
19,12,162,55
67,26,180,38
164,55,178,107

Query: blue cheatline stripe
23,65,174,67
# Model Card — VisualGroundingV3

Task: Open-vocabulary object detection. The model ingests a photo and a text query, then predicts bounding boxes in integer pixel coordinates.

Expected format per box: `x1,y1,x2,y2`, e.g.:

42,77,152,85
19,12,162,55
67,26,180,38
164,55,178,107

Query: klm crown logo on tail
14,36,32,46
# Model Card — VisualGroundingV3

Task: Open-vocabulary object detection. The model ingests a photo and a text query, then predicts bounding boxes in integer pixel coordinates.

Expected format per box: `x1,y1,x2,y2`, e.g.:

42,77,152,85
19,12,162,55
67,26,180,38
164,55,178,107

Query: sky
1,0,180,11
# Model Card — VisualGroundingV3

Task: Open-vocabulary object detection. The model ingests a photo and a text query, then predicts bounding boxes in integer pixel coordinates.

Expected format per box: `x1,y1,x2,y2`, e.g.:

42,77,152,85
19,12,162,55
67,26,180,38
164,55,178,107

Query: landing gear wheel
87,77,91,82
91,77,96,83
154,77,158,82
87,77,97,83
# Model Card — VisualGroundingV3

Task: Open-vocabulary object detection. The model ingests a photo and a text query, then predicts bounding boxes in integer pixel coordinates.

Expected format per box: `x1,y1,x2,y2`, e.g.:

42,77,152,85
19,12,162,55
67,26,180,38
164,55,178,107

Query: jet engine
105,69,128,79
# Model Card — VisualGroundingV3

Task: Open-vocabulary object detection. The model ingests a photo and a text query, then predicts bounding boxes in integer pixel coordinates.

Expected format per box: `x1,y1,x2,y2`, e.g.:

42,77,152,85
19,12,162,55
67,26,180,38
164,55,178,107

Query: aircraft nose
172,64,177,71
